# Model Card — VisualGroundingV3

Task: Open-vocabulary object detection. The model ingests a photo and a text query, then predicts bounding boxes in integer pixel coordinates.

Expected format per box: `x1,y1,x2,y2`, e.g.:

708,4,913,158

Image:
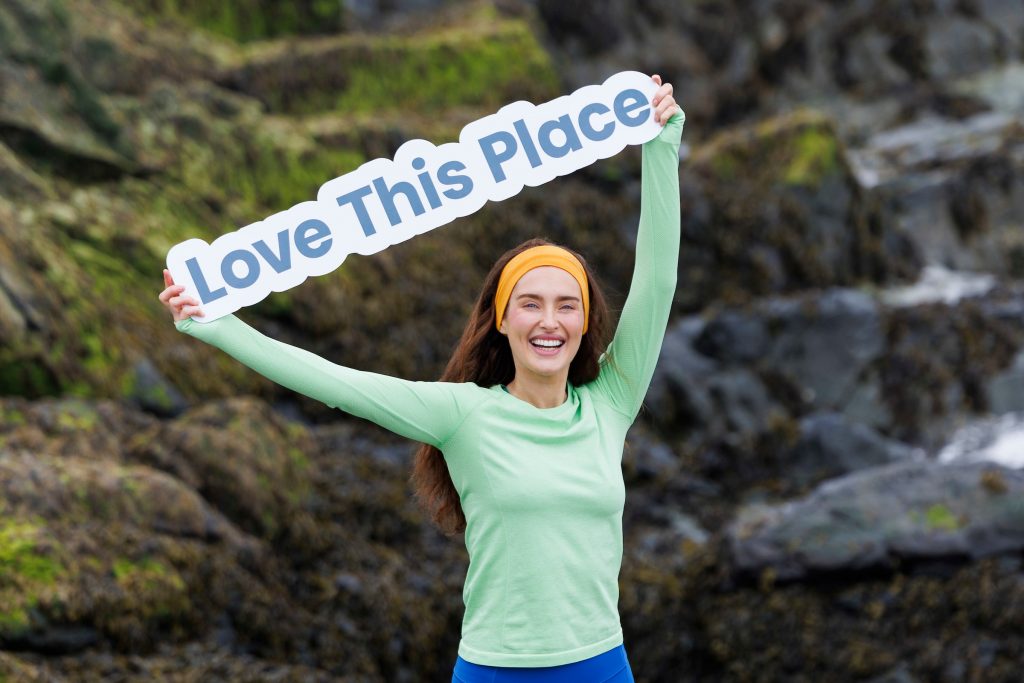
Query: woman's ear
498,320,508,336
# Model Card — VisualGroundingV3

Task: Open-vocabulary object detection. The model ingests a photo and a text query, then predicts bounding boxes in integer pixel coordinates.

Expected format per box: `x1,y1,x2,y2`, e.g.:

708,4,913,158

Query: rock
0,448,253,652
783,412,921,489
727,460,1024,580
216,10,559,115
693,310,769,364
924,16,1000,81
0,1,135,179
645,316,719,432
123,358,190,417
846,110,1024,277
127,398,320,547
762,289,884,409
986,349,1024,414
865,664,918,683
680,110,921,311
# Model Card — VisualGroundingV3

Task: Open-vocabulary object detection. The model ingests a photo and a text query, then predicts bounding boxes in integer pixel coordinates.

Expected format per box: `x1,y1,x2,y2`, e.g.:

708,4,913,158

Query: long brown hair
409,237,612,536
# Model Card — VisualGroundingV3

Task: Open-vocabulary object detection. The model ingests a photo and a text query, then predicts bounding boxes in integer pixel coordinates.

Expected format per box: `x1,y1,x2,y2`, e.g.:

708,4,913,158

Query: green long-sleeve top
175,111,684,667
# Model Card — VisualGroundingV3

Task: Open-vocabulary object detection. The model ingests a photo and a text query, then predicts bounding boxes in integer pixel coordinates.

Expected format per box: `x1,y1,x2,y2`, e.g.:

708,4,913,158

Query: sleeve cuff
657,109,685,146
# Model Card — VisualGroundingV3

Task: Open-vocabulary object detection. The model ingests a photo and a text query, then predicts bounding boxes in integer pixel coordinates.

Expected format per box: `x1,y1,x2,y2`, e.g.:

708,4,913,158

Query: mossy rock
220,3,559,114
677,108,921,311
0,451,250,651
127,397,321,548
113,0,346,43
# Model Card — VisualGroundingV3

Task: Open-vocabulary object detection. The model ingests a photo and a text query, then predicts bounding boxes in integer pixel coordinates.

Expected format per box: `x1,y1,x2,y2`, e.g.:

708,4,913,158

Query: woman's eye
560,304,576,311
524,302,539,309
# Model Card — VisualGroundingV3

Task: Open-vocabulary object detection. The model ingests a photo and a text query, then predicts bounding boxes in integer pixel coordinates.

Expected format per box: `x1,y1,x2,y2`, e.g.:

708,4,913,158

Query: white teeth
531,339,563,348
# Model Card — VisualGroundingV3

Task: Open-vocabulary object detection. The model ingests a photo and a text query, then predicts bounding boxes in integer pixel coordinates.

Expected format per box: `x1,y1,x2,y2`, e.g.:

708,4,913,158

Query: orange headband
494,245,590,334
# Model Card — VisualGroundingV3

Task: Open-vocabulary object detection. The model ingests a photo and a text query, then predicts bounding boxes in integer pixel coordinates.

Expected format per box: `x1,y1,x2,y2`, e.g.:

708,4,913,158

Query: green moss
55,402,99,431
0,352,60,399
923,503,961,532
329,21,558,115
287,447,310,471
0,406,26,426
0,518,64,636
111,556,189,621
119,0,345,42
0,520,63,586
0,608,29,634
783,127,840,187
228,146,365,216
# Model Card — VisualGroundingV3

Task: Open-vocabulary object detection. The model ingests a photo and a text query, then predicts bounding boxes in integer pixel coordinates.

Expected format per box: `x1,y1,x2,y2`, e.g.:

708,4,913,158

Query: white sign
167,70,663,322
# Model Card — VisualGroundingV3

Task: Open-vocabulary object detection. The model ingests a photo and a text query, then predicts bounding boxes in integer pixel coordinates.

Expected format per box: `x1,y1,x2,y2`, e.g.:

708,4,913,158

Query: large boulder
727,460,1024,581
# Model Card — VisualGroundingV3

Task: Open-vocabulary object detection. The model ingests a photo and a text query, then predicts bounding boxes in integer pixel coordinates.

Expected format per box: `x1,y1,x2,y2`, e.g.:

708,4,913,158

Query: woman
160,74,682,682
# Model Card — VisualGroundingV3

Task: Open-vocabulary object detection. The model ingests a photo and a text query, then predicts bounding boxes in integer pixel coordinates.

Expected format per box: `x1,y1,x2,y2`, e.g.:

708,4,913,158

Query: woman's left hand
651,74,680,126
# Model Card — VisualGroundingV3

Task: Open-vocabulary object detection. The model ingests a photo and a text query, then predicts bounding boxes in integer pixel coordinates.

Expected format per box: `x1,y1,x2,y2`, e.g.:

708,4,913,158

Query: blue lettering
336,185,377,237
372,176,425,227
538,114,583,159
438,160,473,200
221,249,260,289
579,102,614,141
252,229,291,274
513,119,542,168
478,131,518,183
295,219,332,258
613,88,649,127
186,256,227,303
412,158,442,210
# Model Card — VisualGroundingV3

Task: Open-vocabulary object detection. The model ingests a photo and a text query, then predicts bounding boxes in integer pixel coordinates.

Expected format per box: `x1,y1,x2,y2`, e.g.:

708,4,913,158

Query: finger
653,83,673,108
656,96,677,122
652,74,661,86
181,305,204,318
169,294,200,308
163,269,173,287
160,285,185,305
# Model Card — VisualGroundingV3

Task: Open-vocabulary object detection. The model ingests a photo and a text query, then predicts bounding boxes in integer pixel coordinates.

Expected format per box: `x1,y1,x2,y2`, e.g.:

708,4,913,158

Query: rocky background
0,0,1022,681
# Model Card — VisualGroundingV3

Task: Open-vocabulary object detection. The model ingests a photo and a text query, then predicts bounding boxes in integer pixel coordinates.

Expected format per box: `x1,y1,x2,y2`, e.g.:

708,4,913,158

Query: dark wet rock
761,289,884,409
538,0,1023,132
727,460,1024,581
783,412,920,489
865,664,918,683
643,316,718,433
694,310,770,364
650,286,1024,451
986,349,1024,414
623,426,681,484
846,111,1024,277
123,358,190,417
923,15,1001,82
879,295,1024,445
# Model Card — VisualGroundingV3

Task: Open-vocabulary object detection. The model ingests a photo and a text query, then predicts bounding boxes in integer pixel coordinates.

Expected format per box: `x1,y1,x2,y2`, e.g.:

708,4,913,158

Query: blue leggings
452,644,634,683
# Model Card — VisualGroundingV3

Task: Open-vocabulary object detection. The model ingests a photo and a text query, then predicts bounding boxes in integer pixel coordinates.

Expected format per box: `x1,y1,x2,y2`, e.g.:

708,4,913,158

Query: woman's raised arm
160,270,481,448
590,76,684,419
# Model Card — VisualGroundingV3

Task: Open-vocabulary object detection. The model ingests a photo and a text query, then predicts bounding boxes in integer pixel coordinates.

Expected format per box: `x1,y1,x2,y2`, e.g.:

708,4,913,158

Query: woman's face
499,266,585,383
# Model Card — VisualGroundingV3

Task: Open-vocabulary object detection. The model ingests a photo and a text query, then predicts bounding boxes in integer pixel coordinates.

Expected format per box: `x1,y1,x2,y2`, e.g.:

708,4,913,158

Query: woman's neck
505,373,568,409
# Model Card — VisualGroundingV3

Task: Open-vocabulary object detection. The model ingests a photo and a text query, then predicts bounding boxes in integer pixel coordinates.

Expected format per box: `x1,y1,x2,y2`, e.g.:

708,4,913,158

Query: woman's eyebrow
514,293,581,302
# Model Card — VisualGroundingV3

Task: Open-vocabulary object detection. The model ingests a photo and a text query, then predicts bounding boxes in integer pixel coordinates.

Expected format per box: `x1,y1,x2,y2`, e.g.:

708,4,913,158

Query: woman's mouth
530,337,565,355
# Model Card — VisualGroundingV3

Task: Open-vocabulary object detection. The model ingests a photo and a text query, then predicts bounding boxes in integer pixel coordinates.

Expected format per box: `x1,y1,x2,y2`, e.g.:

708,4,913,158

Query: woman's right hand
159,269,205,322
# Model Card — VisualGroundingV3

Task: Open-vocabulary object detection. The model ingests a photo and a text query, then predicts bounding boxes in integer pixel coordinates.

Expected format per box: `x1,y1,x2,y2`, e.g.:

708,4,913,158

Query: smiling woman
160,74,683,681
